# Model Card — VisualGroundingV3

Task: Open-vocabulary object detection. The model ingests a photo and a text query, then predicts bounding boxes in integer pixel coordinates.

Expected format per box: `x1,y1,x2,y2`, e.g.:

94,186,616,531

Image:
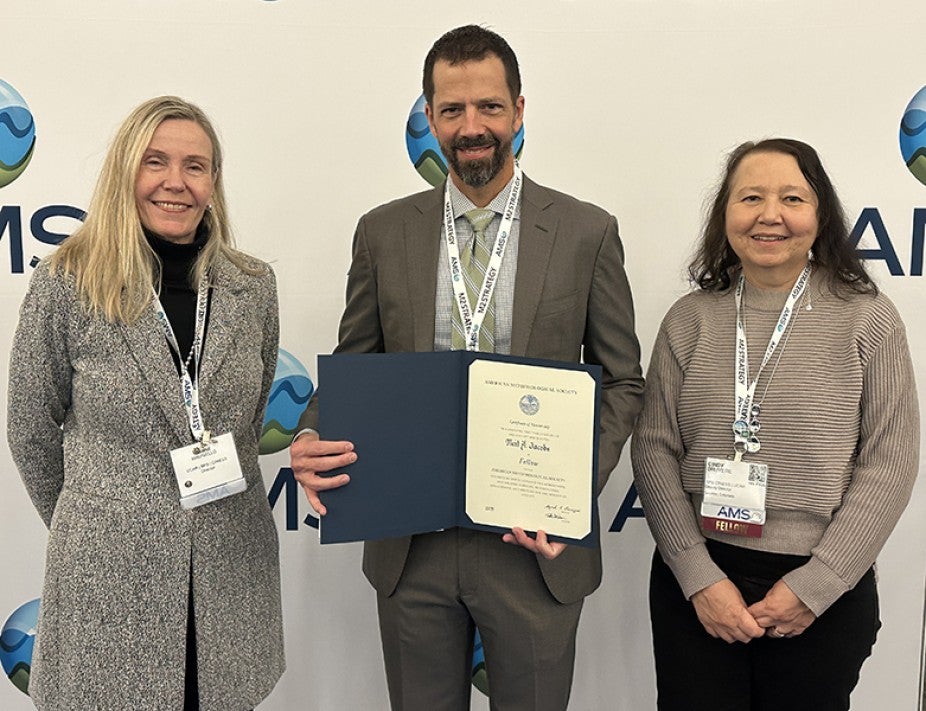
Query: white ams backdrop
1,2,925,709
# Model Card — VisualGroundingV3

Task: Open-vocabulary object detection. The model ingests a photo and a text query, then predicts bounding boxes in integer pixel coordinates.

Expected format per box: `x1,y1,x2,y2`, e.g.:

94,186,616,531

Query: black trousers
183,584,255,711
184,587,199,711
649,540,880,711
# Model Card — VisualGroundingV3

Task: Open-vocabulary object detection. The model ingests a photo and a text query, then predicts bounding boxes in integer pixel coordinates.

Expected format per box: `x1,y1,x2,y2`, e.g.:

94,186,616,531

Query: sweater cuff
664,541,728,600
781,556,851,616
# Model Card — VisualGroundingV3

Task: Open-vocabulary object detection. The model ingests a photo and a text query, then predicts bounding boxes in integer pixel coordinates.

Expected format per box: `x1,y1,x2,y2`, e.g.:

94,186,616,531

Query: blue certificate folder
317,351,601,547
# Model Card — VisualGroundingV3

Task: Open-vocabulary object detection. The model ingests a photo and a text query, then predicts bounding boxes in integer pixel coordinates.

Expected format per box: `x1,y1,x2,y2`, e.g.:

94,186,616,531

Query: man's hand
748,580,816,639
691,578,765,643
290,431,355,516
502,527,566,560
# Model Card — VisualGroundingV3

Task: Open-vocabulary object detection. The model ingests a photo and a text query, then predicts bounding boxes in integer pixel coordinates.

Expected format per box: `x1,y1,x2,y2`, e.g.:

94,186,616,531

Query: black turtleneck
145,222,210,377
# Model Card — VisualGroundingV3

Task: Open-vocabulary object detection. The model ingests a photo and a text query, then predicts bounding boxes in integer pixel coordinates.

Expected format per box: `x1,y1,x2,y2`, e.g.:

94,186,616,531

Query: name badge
170,432,246,509
700,456,768,538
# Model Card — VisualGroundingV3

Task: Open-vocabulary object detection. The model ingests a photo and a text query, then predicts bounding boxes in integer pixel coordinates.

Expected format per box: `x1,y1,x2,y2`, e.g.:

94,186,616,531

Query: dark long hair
689,138,875,294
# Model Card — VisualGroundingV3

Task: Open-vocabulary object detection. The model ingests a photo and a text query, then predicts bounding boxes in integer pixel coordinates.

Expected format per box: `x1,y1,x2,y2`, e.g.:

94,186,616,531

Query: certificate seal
519,394,540,416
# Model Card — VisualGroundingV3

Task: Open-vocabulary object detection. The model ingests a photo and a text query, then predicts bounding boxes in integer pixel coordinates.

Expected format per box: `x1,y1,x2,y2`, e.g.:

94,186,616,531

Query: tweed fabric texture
632,273,919,615
8,253,285,710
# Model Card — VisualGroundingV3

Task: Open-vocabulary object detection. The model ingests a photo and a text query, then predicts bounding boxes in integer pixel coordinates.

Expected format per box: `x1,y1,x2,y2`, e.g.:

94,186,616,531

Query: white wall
1,2,924,708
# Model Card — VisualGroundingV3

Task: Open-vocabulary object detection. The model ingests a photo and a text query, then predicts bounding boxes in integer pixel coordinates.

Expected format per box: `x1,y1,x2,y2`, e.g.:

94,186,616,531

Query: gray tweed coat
7,254,285,710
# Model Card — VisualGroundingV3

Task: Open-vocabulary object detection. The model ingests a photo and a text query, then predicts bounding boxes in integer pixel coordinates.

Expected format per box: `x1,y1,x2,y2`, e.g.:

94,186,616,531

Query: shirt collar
447,173,521,221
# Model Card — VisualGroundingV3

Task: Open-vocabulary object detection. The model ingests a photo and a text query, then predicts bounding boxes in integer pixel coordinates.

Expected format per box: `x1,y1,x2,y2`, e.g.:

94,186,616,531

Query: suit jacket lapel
511,177,557,356
119,307,193,446
405,186,443,352
118,255,250,446
198,255,250,390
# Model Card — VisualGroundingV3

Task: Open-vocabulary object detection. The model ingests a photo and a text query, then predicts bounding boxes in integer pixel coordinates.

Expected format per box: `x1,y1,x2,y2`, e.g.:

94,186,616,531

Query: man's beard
441,132,512,188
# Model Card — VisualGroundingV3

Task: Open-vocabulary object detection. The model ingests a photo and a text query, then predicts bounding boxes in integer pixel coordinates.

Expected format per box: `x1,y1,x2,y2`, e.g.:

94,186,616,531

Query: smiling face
425,54,524,206
134,119,215,244
725,151,819,289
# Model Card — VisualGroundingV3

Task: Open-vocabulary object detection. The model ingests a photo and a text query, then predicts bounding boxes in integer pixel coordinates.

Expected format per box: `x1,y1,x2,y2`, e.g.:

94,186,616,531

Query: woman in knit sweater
8,97,284,710
632,138,918,711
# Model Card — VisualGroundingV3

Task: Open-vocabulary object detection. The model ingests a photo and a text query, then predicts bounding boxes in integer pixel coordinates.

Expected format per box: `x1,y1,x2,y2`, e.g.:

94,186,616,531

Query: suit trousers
376,528,583,711
649,540,879,711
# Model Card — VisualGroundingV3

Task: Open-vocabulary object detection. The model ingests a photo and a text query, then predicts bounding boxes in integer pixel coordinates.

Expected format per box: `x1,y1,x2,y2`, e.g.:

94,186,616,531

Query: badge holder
701,445,768,538
170,431,246,510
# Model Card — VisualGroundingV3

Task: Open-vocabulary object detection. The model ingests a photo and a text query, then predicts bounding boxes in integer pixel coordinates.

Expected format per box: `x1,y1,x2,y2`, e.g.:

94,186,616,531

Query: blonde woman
8,96,283,710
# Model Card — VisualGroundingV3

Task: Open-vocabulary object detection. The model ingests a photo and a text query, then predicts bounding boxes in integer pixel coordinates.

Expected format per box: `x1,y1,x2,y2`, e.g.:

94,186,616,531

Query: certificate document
465,360,595,540
316,351,601,546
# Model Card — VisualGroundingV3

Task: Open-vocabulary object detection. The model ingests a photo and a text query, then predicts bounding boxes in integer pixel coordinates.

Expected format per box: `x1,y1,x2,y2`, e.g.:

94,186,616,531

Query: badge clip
192,430,213,455
733,440,746,463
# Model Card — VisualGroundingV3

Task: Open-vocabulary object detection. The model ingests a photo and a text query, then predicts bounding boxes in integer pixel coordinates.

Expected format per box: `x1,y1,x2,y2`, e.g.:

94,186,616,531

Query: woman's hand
748,580,816,638
691,579,765,643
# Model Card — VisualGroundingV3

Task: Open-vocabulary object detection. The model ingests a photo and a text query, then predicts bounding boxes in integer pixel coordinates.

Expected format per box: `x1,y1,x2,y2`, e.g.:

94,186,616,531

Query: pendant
733,420,752,438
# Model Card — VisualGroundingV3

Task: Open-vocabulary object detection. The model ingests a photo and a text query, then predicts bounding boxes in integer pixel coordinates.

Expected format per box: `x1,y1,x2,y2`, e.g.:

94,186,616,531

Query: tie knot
464,209,495,236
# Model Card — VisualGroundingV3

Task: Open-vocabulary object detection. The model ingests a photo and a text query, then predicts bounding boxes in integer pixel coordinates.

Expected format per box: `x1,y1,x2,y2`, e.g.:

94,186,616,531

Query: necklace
739,288,808,451
732,264,812,456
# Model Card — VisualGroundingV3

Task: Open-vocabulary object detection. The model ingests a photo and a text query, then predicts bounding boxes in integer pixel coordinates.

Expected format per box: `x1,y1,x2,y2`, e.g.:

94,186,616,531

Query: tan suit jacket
302,176,643,604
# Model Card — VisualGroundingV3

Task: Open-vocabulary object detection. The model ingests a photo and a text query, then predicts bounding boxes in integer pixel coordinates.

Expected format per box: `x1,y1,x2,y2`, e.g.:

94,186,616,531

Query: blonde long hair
50,96,258,323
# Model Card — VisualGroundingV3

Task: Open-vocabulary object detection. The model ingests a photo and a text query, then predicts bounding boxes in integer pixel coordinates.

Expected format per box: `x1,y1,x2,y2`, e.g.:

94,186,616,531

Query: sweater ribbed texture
632,274,919,615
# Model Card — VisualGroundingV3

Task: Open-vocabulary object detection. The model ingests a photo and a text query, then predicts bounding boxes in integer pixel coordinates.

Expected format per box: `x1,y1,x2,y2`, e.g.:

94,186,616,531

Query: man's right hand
290,431,355,516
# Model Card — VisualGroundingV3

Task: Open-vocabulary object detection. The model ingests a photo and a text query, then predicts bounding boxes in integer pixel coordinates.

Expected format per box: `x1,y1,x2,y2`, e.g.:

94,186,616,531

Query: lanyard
732,263,811,454
443,162,522,351
152,276,210,443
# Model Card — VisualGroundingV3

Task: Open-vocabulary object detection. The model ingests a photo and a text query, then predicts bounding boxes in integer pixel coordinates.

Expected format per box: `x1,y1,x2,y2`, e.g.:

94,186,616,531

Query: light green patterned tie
451,208,496,351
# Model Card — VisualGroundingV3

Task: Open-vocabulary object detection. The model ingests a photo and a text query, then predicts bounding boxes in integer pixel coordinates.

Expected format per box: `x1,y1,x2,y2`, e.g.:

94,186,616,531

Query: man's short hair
423,25,521,105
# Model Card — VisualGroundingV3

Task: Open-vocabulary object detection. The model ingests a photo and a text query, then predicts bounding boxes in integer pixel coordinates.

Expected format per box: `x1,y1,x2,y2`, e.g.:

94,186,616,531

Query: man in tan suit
292,25,643,711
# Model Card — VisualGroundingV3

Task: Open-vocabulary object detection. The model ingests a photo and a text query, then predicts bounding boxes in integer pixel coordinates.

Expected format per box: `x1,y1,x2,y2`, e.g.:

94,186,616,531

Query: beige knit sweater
632,273,919,615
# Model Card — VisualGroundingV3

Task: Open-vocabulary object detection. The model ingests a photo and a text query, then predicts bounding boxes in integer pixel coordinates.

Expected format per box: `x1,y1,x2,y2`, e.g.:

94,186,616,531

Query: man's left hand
502,527,566,560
